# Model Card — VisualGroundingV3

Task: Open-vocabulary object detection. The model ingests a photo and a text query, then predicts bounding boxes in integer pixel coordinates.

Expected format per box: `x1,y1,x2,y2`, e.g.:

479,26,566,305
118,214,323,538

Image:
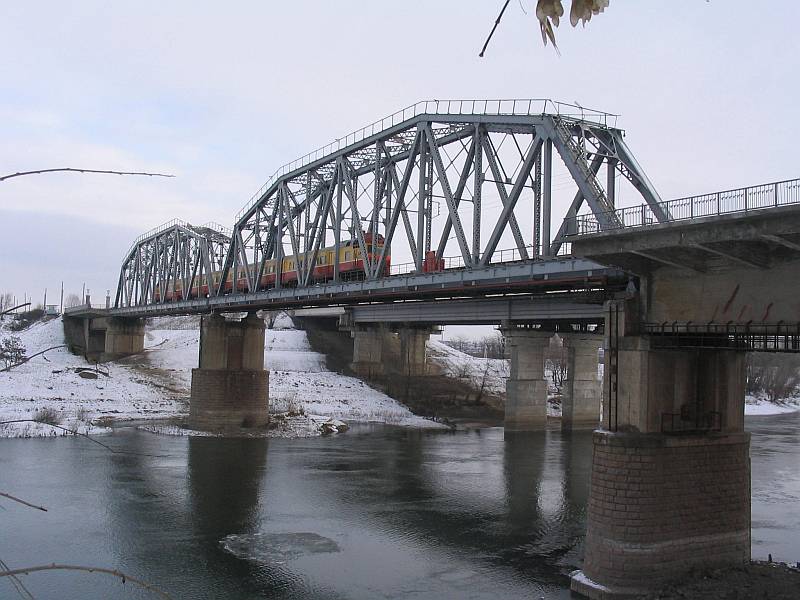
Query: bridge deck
75,258,624,319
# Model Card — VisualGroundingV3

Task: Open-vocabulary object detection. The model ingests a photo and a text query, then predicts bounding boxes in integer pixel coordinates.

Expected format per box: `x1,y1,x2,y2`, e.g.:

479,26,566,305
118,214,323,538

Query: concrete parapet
572,430,751,598
189,312,268,430
503,329,553,431
561,334,602,431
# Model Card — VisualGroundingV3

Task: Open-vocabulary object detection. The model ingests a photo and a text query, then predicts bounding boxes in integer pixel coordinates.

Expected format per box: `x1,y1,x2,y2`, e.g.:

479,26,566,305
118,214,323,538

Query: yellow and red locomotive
154,232,388,301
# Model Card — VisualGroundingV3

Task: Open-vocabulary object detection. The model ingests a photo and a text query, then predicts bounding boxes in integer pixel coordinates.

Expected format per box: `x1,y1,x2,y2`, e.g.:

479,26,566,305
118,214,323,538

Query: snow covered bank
745,395,800,416
0,317,185,438
0,315,442,438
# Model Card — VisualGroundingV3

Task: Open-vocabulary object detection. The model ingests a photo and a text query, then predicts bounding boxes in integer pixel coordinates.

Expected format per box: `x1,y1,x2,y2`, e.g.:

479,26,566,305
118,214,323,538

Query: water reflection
187,436,267,541
0,424,684,599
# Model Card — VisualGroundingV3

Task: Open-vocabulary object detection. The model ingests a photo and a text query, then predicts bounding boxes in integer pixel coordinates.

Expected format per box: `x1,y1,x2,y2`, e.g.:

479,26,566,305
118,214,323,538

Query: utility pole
43,288,47,309
60,281,64,315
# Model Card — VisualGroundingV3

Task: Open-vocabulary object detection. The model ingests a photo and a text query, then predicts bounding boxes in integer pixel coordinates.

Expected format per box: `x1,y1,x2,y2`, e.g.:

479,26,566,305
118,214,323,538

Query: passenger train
154,232,390,301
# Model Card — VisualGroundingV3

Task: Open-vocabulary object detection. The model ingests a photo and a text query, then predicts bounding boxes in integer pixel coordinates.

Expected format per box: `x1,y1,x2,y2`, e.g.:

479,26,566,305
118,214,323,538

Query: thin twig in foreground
0,492,47,512
0,564,172,599
479,0,510,57
0,557,34,600
0,420,116,453
0,168,174,182
0,345,67,372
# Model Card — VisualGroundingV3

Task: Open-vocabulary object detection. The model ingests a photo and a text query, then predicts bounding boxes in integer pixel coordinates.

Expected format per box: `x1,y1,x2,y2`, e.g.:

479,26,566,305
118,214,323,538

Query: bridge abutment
560,334,602,432
503,328,552,432
189,313,269,430
572,332,750,598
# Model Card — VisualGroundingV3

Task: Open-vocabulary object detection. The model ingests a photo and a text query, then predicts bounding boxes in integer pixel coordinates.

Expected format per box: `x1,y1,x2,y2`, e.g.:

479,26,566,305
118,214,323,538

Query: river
1,413,798,599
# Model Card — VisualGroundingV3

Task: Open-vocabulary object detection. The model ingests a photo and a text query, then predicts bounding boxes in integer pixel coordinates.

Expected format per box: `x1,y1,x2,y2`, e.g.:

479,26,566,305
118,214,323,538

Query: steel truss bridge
110,99,675,318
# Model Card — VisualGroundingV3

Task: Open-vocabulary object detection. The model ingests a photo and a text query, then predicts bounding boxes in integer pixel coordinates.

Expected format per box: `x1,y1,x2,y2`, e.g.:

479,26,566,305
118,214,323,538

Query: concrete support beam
572,329,750,598
561,334,602,431
189,313,268,430
503,329,553,431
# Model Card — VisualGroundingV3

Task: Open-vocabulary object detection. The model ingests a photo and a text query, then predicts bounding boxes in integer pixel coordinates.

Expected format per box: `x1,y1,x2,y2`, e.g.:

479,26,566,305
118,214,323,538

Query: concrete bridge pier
503,328,552,432
188,313,268,430
350,325,389,378
104,318,146,359
398,327,430,376
572,319,750,598
63,314,145,361
560,334,602,432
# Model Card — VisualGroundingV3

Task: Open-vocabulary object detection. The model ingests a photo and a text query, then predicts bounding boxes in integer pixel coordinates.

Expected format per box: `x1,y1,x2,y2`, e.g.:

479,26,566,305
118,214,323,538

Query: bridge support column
350,325,388,378
561,334,602,431
189,313,268,430
572,334,750,599
503,329,552,432
399,327,430,376
104,318,145,359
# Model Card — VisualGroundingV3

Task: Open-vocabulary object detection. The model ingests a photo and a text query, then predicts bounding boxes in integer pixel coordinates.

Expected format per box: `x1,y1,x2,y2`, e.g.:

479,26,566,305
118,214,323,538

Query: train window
345,251,352,261
318,255,326,264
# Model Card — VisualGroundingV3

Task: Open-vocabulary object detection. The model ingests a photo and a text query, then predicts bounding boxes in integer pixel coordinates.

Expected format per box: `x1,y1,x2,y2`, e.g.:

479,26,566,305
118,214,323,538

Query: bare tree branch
0,558,34,600
0,304,31,317
0,345,67,372
0,168,174,182
0,420,117,453
479,0,511,57
0,492,47,512
0,564,172,599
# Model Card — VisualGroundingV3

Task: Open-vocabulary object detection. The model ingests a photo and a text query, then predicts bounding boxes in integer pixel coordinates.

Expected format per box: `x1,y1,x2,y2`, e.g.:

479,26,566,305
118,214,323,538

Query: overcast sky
1,1,797,309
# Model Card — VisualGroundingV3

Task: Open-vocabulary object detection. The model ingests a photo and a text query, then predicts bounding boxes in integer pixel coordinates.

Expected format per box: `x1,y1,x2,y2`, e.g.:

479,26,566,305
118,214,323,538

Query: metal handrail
235,98,618,220
567,177,800,235
387,244,572,275
123,219,232,259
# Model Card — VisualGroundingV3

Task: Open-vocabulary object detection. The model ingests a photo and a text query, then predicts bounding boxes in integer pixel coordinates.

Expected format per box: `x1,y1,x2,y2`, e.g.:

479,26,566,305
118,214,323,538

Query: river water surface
1,413,798,599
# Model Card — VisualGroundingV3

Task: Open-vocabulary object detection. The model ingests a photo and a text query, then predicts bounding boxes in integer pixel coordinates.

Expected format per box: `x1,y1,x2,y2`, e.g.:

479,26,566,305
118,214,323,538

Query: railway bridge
63,99,800,598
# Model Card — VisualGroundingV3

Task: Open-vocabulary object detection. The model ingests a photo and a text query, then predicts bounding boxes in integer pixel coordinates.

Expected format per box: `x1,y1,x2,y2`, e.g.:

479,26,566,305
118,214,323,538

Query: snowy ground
745,394,800,416
0,314,441,438
0,317,183,438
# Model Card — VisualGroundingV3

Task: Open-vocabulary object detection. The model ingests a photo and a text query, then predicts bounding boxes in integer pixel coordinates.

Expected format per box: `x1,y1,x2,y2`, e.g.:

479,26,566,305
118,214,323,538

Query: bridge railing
387,243,573,275
566,177,800,235
122,219,232,259
235,98,619,221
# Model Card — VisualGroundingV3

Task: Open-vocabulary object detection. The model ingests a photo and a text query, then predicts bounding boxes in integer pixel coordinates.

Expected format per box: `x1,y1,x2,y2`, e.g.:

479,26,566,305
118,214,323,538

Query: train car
154,232,390,301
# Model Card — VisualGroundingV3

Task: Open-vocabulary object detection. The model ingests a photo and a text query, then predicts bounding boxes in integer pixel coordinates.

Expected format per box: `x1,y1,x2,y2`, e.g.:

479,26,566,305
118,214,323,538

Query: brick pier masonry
571,323,750,598
189,312,268,430
572,431,750,598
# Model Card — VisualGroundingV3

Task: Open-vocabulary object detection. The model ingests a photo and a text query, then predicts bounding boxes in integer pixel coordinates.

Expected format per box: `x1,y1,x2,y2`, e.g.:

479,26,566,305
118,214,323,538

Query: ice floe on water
220,532,340,564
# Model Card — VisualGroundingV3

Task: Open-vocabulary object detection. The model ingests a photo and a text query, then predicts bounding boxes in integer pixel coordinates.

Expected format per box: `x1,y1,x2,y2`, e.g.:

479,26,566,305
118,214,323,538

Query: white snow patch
1,315,442,438
745,394,800,416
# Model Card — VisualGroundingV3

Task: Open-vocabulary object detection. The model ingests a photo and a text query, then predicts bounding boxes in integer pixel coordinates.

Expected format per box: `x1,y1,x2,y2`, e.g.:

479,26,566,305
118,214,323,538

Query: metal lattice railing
567,178,800,235
235,98,619,221
123,219,232,259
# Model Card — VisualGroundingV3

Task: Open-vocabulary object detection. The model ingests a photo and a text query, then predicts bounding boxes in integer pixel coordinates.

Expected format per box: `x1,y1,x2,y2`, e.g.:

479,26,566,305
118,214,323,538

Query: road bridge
62,99,800,598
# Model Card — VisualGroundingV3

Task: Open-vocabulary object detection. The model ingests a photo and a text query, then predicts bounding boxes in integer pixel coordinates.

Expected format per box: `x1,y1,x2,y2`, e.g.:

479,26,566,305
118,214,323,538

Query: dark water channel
0,413,798,599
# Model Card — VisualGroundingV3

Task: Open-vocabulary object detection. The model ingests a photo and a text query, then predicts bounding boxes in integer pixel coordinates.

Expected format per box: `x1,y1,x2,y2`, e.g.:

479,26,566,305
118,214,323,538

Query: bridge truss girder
115,221,230,307
218,112,665,297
